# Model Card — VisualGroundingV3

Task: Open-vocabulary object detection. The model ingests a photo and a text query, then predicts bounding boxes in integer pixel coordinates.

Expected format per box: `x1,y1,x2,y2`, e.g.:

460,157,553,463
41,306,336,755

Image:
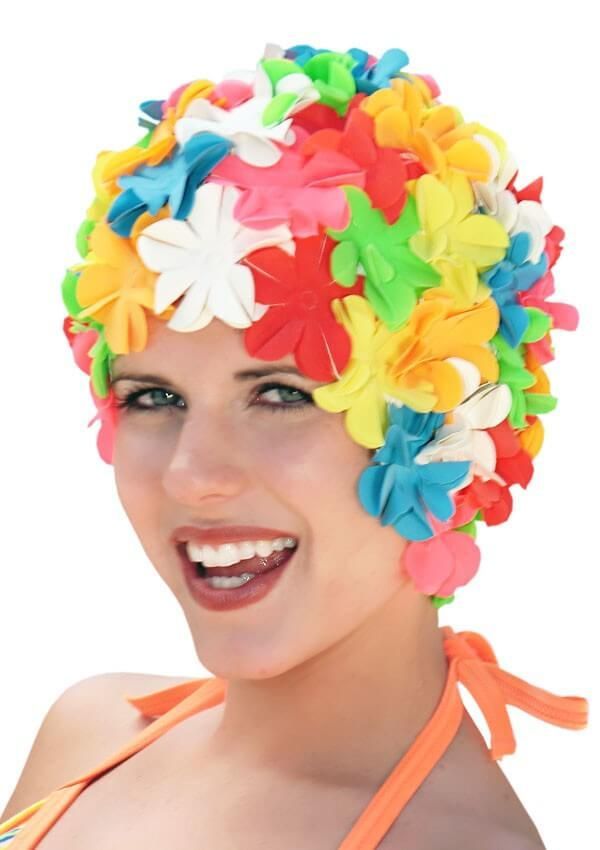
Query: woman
0,42,588,849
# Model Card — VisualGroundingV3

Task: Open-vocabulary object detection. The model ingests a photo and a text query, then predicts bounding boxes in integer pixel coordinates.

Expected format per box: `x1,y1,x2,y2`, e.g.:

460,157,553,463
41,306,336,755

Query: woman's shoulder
0,672,196,827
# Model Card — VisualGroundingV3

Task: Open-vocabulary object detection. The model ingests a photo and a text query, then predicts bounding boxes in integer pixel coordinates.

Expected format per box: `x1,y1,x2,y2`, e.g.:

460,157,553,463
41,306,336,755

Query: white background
0,2,597,847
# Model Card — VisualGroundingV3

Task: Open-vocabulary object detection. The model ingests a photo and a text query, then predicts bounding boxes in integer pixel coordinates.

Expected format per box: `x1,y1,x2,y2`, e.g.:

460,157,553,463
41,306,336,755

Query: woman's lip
177,544,295,612
171,525,299,546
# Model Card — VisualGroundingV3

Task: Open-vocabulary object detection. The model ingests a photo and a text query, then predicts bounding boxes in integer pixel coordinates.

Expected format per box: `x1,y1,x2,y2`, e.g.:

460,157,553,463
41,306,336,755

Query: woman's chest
34,750,372,850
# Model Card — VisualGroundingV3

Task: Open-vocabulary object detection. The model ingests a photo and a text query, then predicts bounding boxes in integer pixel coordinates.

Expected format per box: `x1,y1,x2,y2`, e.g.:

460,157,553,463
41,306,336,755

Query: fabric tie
441,626,589,760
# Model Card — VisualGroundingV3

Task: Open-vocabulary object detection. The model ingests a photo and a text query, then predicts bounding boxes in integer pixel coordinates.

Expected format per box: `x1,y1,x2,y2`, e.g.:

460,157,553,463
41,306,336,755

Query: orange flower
360,78,493,183
381,295,500,412
73,223,158,354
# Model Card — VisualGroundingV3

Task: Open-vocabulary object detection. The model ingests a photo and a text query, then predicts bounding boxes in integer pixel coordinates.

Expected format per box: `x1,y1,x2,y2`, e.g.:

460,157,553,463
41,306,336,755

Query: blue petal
357,464,389,517
509,231,532,266
380,468,418,526
393,509,435,541
418,460,470,487
139,99,164,122
500,303,530,347
513,251,548,293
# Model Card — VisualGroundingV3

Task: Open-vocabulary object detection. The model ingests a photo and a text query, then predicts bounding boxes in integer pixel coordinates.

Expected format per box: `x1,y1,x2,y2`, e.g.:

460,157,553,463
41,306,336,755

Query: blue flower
481,231,549,348
107,132,233,237
347,48,410,94
284,44,331,65
358,405,471,541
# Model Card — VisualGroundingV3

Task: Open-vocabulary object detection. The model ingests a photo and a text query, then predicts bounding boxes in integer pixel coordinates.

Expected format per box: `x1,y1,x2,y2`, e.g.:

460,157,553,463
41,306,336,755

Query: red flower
455,418,534,526
488,420,534,489
242,232,364,381
301,106,425,223
457,479,514,526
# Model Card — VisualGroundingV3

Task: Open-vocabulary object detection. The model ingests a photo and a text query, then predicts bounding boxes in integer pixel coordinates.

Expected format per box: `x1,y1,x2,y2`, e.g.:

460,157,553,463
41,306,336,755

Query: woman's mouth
176,536,298,611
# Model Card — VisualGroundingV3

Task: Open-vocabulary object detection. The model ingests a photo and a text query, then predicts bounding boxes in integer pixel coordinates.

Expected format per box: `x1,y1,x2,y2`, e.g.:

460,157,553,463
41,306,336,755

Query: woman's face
112,314,412,679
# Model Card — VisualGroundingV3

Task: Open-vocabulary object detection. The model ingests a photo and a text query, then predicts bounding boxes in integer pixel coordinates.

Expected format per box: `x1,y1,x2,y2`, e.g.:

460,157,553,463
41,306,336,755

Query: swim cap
61,43,578,609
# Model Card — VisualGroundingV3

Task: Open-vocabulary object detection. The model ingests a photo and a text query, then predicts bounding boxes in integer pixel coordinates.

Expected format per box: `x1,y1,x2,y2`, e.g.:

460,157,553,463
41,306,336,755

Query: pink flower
209,147,364,237
402,513,481,597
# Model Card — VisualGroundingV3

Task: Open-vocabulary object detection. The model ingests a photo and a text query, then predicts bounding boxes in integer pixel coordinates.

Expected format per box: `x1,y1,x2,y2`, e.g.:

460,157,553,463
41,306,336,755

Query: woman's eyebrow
110,366,305,384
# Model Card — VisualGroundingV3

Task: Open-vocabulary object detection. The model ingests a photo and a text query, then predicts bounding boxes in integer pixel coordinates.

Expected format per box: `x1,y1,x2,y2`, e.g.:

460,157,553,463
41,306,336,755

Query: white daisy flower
136,182,293,332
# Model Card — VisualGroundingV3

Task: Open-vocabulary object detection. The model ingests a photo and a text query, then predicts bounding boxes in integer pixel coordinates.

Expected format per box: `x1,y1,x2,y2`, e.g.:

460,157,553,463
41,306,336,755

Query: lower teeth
204,573,256,589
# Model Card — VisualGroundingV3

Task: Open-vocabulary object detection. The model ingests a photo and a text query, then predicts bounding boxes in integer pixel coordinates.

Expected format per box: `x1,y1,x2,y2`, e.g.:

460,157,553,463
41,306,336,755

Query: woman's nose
161,413,250,507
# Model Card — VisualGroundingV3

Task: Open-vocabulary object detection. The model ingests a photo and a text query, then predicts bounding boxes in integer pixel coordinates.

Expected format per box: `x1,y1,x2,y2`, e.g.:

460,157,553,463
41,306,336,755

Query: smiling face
111,313,417,680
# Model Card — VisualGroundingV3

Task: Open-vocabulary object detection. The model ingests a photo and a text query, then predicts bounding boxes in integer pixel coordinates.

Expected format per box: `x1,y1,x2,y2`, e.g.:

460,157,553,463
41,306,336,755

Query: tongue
201,547,294,578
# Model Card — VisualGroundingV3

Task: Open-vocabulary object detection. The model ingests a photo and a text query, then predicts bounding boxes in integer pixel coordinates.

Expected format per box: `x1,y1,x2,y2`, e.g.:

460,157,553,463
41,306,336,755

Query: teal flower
358,405,471,541
107,132,233,237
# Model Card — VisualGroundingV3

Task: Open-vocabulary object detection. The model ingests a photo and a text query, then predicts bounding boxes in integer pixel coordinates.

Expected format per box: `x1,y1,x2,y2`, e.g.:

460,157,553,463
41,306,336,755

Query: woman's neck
205,594,449,789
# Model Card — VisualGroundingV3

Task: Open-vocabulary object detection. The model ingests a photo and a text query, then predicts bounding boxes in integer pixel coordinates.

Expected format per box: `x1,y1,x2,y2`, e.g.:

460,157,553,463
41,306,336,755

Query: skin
111,312,449,788
108,313,545,848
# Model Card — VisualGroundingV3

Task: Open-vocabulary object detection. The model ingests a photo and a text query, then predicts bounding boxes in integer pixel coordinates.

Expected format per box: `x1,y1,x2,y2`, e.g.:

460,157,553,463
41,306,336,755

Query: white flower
136,182,294,332
174,62,320,167
414,382,512,486
472,137,552,264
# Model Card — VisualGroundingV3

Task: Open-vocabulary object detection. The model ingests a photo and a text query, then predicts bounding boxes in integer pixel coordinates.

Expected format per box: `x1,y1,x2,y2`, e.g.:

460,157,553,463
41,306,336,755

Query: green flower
327,186,441,330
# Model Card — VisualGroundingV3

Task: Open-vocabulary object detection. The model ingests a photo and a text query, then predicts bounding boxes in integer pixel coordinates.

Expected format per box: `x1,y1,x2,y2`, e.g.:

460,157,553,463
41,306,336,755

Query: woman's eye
115,388,184,412
114,383,313,414
253,383,314,411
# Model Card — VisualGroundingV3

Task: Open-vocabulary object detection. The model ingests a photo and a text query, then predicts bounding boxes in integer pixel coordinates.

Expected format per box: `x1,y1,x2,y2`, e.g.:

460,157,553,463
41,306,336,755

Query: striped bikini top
0,626,589,849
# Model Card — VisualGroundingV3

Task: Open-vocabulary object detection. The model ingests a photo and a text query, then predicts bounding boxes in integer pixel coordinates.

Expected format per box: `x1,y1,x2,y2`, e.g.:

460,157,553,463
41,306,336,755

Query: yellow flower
409,172,510,269
73,223,158,354
313,296,394,449
361,78,494,183
423,254,491,311
380,295,500,412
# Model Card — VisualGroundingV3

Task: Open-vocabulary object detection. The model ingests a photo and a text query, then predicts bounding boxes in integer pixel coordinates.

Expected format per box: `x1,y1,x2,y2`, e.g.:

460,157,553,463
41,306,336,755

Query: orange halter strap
2,627,588,850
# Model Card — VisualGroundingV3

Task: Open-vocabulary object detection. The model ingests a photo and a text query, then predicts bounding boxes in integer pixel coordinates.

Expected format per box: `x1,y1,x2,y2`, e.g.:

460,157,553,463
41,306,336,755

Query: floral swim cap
61,42,578,609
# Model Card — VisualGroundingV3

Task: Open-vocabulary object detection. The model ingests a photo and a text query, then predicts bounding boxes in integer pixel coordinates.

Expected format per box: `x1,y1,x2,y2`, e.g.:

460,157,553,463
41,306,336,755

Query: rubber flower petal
72,223,158,355
474,167,554,264
492,334,556,428
421,254,491,311
519,259,579,365
361,78,494,183
242,233,363,381
107,133,234,237
403,519,481,596
88,384,118,465
302,106,426,225
414,383,512,485
357,404,471,541
210,146,364,237
481,231,549,346
136,182,293,332
175,59,320,167
456,411,536,528
409,172,510,270
286,50,358,116
312,295,395,448
347,47,411,94
380,295,501,412
327,185,441,331
96,80,219,196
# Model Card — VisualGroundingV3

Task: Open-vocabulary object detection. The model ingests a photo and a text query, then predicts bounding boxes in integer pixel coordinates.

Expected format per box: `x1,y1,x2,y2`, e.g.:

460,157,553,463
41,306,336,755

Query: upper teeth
186,537,297,568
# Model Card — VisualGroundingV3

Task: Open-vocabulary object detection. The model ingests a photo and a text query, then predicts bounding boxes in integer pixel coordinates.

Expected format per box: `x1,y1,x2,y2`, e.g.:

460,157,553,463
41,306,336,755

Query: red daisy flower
242,232,364,381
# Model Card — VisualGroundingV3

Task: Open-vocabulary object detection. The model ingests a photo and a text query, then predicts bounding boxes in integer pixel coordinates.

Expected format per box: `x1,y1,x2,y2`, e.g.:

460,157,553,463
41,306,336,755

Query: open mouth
177,538,299,589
